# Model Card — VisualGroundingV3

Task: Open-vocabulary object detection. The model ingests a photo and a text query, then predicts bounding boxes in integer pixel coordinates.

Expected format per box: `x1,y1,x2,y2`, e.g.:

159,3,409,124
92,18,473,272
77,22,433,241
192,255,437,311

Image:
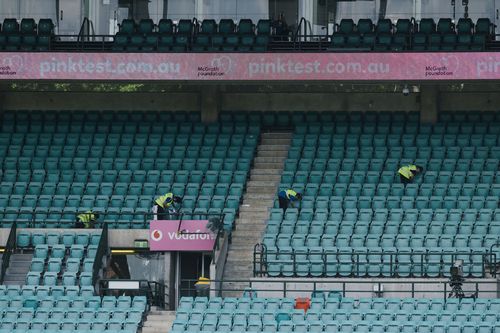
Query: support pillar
420,85,439,124
200,86,220,123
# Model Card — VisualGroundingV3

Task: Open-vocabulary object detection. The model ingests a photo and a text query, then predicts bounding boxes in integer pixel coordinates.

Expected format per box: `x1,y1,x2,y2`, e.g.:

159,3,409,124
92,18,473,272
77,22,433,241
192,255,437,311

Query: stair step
239,206,272,213
260,138,291,145
231,236,262,244
254,162,286,169
6,265,31,274
260,132,293,139
246,180,279,187
254,157,286,163
236,217,269,223
3,280,24,286
257,150,288,158
245,183,278,190
250,174,282,181
251,169,282,175
258,145,290,151
243,192,275,199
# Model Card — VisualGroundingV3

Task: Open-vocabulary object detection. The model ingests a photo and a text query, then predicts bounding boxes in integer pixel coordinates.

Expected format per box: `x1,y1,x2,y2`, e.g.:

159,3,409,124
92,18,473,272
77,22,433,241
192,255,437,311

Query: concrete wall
2,84,500,114
1,91,199,111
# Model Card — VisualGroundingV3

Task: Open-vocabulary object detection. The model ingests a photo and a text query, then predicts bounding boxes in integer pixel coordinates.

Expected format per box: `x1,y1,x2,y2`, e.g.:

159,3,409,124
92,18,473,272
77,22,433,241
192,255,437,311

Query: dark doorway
269,0,299,33
179,252,211,297
118,0,150,20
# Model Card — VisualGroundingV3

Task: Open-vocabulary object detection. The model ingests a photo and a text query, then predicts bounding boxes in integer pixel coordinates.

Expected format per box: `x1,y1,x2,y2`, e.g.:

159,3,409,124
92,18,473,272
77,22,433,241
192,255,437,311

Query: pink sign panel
1,52,500,81
149,220,216,251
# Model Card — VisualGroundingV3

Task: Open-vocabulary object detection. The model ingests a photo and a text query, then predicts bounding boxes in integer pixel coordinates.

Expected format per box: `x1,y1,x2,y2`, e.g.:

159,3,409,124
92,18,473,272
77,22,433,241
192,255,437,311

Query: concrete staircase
143,308,176,333
222,131,291,296
3,253,32,285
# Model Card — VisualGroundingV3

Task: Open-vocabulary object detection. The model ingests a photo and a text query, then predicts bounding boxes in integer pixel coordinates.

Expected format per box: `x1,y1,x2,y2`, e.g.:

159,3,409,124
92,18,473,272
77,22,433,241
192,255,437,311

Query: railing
7,210,225,230
100,279,169,310
294,17,309,42
253,244,498,278
55,34,113,50
78,17,96,42
92,223,108,286
180,278,499,300
253,243,267,277
0,221,17,284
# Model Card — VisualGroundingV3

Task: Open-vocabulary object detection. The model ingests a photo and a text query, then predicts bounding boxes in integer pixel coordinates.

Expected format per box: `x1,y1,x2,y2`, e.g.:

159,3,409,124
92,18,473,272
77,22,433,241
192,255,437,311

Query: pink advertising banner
1,52,500,81
149,220,216,251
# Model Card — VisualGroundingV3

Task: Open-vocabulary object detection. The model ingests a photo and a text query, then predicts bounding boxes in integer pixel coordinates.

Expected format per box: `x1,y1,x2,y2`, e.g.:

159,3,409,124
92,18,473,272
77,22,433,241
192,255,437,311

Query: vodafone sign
149,220,216,251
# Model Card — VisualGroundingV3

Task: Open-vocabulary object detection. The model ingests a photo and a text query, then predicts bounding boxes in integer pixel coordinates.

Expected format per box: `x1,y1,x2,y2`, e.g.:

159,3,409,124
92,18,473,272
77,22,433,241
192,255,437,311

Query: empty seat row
0,182,243,197
17,231,100,248
25,271,93,287
173,296,500,332
284,158,500,173
0,285,94,298
173,320,498,333
291,134,500,147
178,296,499,312
1,157,252,172
0,117,259,134
264,233,500,248
0,18,54,51
0,170,248,185
2,193,240,210
274,194,499,210
0,183,244,200
330,18,493,51
0,145,256,159
268,218,499,236
281,170,500,184
279,183,500,198
113,18,271,52
294,121,500,135
291,147,500,161
1,206,235,230
0,133,258,146
1,121,257,134
0,293,145,309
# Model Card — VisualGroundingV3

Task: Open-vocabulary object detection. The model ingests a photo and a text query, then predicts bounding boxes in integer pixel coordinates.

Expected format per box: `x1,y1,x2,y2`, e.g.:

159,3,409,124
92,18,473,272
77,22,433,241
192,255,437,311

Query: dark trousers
278,196,289,211
156,205,167,219
75,220,84,228
400,175,412,185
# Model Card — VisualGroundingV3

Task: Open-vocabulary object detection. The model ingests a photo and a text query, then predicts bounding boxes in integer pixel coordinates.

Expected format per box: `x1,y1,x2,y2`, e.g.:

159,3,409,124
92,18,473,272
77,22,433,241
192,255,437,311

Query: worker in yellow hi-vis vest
398,164,423,185
278,188,302,212
76,211,99,229
153,192,182,220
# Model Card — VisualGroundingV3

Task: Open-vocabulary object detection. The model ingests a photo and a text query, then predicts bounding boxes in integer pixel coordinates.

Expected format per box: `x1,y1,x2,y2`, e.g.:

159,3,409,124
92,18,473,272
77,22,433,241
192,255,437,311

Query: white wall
335,0,378,23
386,0,414,21
167,0,268,23
0,0,57,22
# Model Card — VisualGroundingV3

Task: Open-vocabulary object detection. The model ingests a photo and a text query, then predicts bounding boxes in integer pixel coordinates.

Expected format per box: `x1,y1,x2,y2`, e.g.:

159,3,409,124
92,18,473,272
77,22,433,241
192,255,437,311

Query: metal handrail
0,221,17,284
6,210,225,229
180,278,498,300
253,244,497,278
294,17,308,42
78,17,90,42
100,279,169,309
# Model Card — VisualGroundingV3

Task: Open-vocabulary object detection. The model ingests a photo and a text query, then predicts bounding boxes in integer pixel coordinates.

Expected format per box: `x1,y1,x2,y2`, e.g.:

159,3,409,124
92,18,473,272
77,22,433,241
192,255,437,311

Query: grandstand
1,0,500,333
